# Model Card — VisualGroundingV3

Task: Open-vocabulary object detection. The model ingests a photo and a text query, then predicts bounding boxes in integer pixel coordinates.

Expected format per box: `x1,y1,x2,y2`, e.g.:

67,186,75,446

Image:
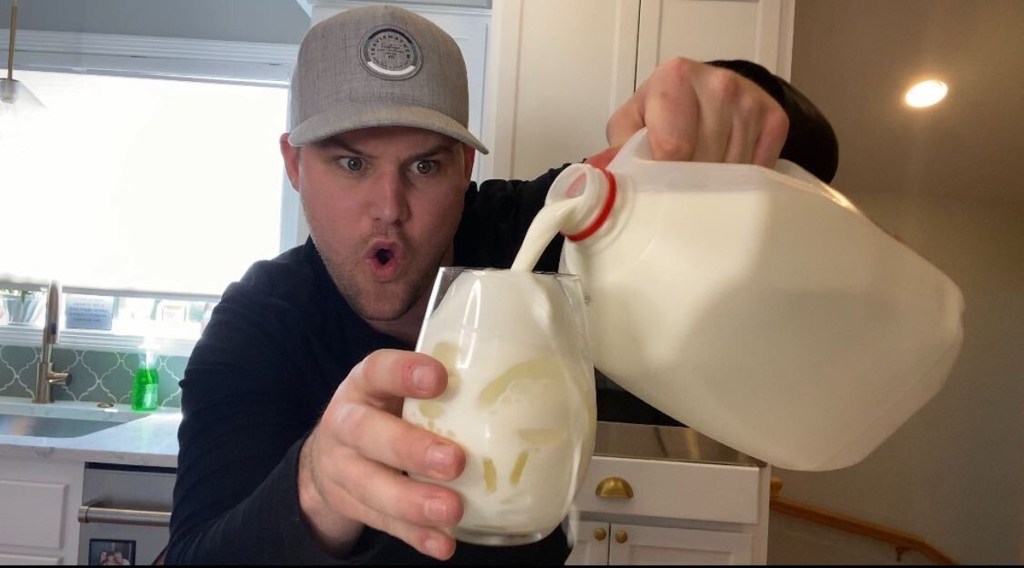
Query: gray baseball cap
287,5,488,154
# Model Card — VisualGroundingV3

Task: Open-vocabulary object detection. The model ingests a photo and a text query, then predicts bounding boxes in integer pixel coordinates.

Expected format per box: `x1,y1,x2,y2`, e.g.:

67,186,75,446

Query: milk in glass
403,268,595,545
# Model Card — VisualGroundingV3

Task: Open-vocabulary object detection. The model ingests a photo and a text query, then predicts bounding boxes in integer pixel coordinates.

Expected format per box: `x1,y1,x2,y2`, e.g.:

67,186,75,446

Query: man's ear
280,133,301,191
463,145,476,180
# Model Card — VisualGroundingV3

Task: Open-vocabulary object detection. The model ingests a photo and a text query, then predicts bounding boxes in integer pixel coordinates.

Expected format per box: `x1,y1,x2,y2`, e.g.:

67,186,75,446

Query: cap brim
288,102,489,154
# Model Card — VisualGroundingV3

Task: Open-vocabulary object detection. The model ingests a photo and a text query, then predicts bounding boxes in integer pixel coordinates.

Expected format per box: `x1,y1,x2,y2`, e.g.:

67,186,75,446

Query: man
167,4,837,565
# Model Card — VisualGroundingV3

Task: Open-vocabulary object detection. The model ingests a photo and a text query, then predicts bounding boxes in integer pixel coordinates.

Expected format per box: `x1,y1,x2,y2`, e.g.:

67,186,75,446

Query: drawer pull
595,476,634,499
78,501,171,528
615,529,629,544
593,527,607,541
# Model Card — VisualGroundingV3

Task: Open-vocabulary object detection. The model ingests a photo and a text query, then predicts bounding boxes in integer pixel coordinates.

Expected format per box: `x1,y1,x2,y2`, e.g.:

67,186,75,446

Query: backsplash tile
0,344,186,408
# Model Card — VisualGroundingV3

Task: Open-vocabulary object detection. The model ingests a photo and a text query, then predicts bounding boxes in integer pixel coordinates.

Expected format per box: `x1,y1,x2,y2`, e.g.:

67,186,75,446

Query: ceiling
790,0,1024,205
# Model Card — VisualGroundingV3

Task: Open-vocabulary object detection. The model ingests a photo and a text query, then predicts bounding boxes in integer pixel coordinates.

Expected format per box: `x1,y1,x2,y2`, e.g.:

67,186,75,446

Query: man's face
281,126,474,328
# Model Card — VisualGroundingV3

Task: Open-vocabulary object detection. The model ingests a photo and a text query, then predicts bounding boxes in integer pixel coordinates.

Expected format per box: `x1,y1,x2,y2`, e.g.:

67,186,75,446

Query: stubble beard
324,242,444,325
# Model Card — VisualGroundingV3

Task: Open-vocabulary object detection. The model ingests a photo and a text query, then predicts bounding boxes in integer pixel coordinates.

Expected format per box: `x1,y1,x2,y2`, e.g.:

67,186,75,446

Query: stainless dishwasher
77,463,176,565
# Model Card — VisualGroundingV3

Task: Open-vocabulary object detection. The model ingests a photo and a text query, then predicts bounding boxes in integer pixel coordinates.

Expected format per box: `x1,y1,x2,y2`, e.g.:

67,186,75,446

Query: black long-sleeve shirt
166,61,838,565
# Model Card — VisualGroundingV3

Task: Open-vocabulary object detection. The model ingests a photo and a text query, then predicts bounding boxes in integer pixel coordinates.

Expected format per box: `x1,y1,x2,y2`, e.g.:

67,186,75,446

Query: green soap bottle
132,349,160,412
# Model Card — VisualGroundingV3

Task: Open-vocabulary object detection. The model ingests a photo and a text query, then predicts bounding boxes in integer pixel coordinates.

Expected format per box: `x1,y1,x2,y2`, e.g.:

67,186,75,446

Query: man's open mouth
365,238,404,279
373,247,394,266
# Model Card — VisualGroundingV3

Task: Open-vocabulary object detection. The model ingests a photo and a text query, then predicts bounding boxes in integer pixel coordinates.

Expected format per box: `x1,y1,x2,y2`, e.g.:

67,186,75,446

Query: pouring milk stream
509,128,964,471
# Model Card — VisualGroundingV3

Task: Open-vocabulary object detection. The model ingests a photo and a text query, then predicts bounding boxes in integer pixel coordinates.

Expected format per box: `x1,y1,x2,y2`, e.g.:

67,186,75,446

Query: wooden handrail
770,479,956,564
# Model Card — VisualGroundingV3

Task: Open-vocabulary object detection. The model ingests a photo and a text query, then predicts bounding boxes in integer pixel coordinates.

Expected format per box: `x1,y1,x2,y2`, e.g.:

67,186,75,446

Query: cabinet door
608,523,754,565
487,0,794,180
637,0,794,80
0,457,84,565
486,0,641,180
0,552,60,565
565,520,610,565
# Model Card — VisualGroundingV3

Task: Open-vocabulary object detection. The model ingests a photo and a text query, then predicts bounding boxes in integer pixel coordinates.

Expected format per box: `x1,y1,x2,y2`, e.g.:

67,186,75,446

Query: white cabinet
571,520,613,564
571,522,755,564
485,0,795,180
610,524,753,564
567,453,770,565
636,0,794,82
0,457,84,565
484,0,640,180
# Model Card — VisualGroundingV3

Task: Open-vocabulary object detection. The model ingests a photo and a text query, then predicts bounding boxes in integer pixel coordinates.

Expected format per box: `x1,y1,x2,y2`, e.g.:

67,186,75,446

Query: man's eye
340,157,364,172
414,160,437,175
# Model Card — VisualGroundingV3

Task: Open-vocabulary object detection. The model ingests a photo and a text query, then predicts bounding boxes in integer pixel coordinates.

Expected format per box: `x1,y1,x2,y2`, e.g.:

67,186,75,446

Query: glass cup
402,267,597,546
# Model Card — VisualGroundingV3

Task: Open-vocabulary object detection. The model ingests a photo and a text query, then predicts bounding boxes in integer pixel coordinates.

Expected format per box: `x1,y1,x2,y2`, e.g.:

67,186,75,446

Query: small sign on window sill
66,294,115,331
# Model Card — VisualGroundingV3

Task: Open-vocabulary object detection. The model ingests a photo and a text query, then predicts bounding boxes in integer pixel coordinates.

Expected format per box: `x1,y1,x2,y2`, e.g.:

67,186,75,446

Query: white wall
773,1,1024,564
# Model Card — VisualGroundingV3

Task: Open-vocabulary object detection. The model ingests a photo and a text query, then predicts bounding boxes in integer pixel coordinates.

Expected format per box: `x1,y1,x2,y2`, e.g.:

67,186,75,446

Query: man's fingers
324,456,461,560
343,349,448,410
338,457,463,528
751,106,789,167
330,349,465,479
299,348,468,559
325,402,465,480
608,57,790,166
644,80,701,161
723,112,759,164
605,95,645,152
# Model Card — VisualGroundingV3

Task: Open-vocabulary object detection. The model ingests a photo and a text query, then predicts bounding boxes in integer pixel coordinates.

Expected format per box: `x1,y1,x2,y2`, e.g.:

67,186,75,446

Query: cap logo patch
360,26,421,80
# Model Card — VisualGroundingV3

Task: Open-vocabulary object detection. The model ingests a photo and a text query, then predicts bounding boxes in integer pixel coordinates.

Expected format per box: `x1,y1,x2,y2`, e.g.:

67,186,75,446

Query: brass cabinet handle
615,529,629,544
593,527,607,541
595,476,634,499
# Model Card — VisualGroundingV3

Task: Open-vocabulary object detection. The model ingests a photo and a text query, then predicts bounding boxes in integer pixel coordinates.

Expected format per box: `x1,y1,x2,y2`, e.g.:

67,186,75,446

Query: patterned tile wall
0,344,187,408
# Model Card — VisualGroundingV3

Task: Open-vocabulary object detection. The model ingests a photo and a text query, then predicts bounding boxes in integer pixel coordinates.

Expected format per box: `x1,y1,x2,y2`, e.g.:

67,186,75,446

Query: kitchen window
1,30,300,354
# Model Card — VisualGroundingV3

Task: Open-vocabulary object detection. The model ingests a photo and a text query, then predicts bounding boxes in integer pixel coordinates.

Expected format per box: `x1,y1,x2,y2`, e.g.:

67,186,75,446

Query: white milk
403,270,596,542
513,129,964,472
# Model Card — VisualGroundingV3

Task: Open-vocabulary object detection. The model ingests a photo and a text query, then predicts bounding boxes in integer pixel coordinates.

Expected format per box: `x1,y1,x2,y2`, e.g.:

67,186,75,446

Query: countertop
0,397,181,468
0,397,761,470
594,421,764,468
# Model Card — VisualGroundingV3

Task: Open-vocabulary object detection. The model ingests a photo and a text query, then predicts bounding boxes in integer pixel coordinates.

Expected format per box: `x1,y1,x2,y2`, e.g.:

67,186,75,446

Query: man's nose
370,170,411,224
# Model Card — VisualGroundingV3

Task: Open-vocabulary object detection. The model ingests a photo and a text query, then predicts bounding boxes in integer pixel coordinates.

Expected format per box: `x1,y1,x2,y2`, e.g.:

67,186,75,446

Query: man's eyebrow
315,137,365,155
313,137,459,161
411,140,461,161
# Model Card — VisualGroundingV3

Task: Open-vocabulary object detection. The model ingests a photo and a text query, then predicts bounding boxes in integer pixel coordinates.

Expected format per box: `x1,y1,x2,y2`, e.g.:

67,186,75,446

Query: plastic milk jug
511,128,964,471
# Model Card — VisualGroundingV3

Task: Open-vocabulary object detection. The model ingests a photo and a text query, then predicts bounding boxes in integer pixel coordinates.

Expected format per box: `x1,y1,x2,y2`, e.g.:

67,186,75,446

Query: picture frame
88,538,136,566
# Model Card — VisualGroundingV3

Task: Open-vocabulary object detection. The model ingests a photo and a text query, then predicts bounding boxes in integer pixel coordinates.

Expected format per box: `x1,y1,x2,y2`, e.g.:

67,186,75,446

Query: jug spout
509,163,618,272
544,163,617,242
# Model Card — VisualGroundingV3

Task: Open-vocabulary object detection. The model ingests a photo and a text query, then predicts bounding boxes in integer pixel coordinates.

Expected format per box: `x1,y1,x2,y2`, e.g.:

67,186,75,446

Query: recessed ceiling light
903,79,949,109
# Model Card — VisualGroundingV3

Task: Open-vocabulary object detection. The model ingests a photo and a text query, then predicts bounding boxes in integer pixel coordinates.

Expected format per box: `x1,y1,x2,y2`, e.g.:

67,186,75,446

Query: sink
0,397,144,439
0,414,138,438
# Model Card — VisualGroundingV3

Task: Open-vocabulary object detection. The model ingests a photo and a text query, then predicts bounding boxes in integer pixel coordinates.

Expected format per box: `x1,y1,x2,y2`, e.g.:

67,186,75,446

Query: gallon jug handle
773,159,827,187
773,159,861,212
609,128,859,211
607,128,654,170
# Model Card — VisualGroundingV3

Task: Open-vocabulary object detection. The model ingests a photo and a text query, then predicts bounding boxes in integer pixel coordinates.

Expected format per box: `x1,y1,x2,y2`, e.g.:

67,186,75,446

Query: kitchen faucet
33,280,71,403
